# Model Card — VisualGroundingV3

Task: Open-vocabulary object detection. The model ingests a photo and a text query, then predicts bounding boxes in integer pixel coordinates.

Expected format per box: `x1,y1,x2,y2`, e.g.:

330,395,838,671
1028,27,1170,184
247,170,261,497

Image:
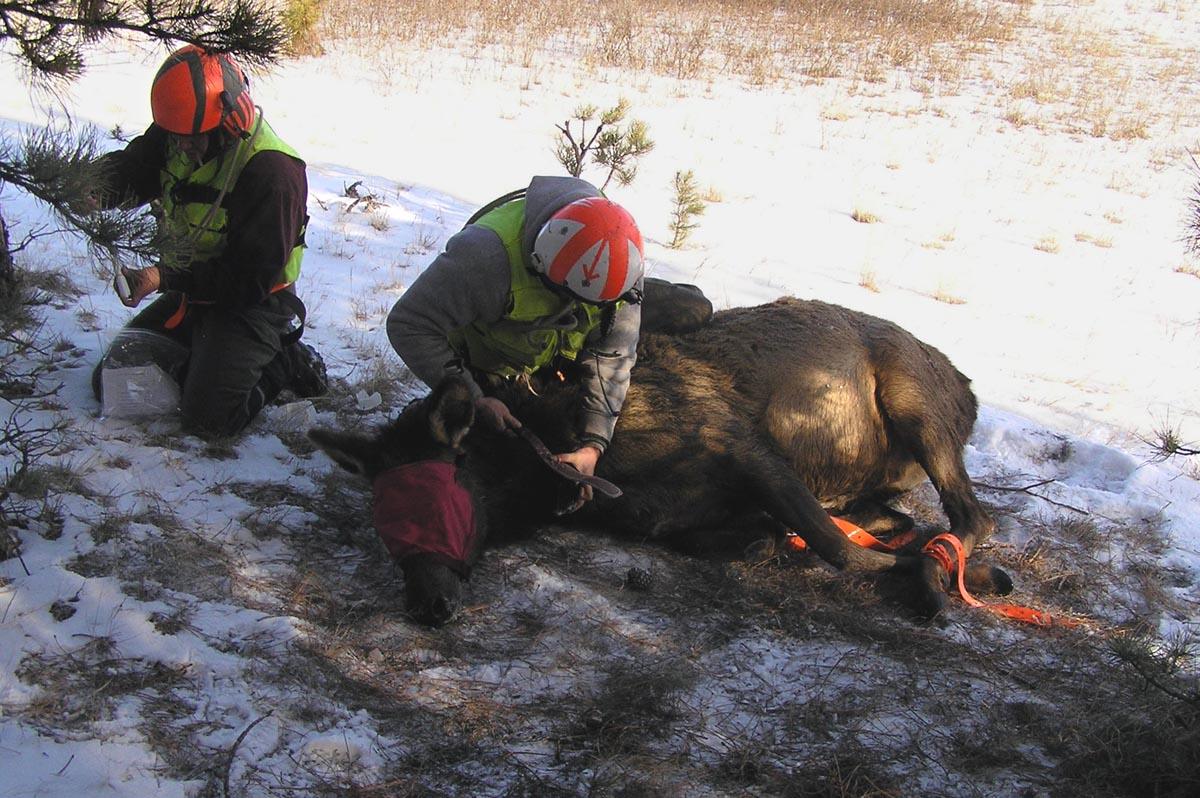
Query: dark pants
93,291,294,437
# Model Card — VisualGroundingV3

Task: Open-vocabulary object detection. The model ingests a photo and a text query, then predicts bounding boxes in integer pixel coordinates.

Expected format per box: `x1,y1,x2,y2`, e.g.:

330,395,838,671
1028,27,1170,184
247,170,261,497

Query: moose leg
750,466,957,616
741,454,925,568
874,364,1009,602
837,496,915,537
873,362,995,556
896,446,1010,598
911,444,995,557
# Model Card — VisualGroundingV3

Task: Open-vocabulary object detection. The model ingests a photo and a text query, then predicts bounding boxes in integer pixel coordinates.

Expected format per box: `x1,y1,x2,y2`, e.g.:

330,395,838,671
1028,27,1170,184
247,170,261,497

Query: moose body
311,296,1003,625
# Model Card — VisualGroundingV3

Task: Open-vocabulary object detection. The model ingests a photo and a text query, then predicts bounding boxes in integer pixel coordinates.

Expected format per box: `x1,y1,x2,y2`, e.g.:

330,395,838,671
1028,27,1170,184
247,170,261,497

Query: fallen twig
972,479,1089,515
223,712,272,798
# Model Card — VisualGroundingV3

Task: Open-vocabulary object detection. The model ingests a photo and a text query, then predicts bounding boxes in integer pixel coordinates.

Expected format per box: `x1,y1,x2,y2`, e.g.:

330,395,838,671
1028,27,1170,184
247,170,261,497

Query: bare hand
474,396,521,433
555,445,602,503
116,266,161,308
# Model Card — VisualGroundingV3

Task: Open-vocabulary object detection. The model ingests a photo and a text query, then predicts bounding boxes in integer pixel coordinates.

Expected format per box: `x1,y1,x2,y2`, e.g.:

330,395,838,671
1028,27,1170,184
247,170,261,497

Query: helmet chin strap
189,108,264,240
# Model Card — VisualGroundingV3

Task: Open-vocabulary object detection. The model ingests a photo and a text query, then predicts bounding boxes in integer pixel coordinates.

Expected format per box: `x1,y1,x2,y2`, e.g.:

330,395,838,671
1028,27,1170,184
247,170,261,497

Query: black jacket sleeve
95,125,168,209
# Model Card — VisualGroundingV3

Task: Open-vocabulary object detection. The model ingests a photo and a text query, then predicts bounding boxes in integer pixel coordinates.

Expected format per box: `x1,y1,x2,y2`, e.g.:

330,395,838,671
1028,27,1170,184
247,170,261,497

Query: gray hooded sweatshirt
386,175,642,451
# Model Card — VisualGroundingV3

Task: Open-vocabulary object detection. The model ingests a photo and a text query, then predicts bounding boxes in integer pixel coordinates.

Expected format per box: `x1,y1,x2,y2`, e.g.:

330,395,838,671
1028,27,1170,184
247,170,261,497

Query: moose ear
428,376,476,449
307,428,380,477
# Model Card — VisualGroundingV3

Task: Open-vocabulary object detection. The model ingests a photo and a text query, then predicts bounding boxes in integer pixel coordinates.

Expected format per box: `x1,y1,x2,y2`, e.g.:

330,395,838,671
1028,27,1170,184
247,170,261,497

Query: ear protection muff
216,55,255,139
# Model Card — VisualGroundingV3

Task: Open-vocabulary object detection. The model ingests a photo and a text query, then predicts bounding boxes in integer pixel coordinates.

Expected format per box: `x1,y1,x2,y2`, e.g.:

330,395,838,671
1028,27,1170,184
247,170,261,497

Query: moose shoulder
310,296,1007,626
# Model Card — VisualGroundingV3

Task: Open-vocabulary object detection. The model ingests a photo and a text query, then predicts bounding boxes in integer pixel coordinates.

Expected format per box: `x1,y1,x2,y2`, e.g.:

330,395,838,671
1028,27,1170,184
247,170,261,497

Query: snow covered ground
2,1,1200,795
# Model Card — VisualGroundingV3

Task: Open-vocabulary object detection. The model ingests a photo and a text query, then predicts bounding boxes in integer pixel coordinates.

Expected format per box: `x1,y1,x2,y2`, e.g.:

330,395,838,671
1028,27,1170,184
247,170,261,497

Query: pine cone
625,566,654,591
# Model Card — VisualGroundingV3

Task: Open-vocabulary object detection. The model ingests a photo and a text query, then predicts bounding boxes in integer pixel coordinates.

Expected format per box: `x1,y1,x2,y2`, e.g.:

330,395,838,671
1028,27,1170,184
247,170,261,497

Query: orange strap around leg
786,516,917,553
788,522,1076,628
923,533,1076,627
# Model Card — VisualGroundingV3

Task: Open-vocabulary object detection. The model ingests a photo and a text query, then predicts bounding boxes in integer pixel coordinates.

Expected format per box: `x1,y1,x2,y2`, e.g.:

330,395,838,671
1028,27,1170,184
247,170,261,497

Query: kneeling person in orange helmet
90,45,325,437
387,176,645,503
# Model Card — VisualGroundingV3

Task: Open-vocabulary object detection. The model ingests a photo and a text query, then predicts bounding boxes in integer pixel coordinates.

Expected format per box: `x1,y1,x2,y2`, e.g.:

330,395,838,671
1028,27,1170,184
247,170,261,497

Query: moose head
308,376,484,626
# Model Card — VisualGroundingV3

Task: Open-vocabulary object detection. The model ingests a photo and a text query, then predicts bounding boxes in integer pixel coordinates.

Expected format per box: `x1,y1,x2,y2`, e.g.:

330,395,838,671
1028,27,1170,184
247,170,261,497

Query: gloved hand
68,191,100,215
115,265,161,308
474,396,521,433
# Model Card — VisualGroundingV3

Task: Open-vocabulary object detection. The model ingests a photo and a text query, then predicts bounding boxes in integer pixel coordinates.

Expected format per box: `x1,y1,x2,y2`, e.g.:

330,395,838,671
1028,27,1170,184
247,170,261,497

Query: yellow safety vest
449,198,610,378
158,118,304,285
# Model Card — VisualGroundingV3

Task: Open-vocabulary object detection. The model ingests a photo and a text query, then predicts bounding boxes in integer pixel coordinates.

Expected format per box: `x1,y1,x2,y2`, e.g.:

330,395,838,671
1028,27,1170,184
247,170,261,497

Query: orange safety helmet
150,45,255,137
531,197,644,304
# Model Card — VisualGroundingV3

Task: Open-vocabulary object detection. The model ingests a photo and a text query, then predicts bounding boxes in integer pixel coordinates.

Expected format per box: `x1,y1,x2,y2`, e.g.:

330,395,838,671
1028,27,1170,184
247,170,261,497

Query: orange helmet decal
533,197,644,303
151,45,254,137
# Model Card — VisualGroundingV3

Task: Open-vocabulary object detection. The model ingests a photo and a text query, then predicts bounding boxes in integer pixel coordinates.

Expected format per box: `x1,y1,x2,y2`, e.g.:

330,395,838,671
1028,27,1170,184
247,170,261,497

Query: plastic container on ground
98,329,189,419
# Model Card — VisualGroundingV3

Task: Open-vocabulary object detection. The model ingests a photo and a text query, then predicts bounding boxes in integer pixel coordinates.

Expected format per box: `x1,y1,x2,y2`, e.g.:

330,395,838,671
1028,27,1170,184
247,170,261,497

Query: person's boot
282,341,328,398
258,341,328,406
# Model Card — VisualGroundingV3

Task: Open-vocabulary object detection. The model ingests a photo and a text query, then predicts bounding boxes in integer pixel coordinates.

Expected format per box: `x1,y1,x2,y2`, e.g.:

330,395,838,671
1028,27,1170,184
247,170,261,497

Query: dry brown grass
317,0,1015,89
850,207,880,224
309,0,1200,140
858,269,879,292
933,280,966,305
1035,234,1061,254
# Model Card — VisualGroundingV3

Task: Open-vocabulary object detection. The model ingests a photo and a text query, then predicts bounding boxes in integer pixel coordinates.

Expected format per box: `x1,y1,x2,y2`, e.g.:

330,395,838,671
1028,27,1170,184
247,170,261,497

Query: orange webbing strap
160,282,296,333
923,533,1077,627
163,293,188,329
786,516,917,553
788,522,1076,627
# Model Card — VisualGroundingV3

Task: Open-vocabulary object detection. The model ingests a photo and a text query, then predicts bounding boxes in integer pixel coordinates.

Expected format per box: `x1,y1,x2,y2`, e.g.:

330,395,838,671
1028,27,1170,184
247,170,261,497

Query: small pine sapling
1186,152,1200,258
668,170,706,249
283,0,325,55
554,99,655,191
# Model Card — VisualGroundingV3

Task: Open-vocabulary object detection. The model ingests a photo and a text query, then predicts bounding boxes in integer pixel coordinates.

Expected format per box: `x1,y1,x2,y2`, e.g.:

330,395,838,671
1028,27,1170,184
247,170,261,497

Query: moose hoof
743,537,776,563
963,563,1014,596
913,556,950,618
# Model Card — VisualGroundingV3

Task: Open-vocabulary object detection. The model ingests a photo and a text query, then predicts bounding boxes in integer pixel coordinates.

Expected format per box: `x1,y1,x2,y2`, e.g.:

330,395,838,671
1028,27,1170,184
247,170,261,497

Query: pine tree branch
0,0,286,79
0,124,172,271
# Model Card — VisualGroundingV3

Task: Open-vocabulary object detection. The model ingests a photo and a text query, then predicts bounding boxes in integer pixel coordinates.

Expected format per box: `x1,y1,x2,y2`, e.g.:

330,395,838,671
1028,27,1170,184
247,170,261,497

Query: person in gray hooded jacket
387,176,646,500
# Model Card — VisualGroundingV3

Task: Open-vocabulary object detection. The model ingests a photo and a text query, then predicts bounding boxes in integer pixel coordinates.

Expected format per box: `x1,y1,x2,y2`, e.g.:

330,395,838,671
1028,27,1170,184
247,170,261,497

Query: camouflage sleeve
575,288,642,452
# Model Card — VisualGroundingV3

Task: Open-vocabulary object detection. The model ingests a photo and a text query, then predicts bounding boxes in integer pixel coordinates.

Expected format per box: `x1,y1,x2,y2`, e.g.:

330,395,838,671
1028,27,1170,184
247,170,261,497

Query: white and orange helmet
531,197,644,303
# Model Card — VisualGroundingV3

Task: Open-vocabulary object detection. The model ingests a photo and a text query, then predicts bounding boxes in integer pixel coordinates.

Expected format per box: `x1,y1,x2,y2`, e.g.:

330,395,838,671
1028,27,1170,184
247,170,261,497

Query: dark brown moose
310,296,1009,626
